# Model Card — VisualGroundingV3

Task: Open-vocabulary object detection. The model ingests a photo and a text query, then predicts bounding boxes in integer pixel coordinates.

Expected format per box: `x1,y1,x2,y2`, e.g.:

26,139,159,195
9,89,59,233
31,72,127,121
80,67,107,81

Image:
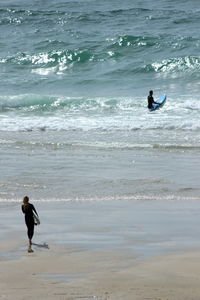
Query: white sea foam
1,194,200,203
0,94,199,134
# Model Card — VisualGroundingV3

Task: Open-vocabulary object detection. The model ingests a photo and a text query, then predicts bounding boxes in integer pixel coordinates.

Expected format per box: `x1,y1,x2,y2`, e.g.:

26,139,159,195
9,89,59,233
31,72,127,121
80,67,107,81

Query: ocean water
0,0,200,201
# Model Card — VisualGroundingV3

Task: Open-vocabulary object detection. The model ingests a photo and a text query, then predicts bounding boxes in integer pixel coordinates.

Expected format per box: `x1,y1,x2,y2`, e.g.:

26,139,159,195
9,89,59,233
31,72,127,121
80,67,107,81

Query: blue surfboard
149,95,167,111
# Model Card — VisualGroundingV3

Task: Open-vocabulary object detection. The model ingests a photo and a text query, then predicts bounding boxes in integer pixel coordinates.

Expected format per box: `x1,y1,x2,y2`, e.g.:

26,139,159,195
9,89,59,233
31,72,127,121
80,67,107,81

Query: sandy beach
1,240,200,300
1,199,200,300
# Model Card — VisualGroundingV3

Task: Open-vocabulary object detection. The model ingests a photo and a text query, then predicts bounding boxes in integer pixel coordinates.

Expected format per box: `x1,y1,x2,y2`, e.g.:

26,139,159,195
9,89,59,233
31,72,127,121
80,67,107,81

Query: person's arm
21,205,25,214
150,96,158,104
32,204,38,216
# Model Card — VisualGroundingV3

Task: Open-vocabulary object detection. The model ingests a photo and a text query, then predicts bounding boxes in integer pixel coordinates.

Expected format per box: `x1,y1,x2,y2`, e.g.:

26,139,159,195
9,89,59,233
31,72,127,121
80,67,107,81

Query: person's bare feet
28,246,34,253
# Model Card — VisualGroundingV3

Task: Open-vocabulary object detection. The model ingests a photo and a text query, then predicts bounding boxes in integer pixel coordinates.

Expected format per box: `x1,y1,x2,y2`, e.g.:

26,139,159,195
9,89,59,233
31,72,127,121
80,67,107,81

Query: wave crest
150,56,200,73
0,95,140,113
109,35,158,48
1,50,93,67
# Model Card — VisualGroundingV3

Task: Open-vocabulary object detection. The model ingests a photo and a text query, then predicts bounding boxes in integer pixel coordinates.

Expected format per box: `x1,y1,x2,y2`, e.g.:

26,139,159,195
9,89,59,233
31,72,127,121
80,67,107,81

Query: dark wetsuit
147,95,154,109
22,203,38,240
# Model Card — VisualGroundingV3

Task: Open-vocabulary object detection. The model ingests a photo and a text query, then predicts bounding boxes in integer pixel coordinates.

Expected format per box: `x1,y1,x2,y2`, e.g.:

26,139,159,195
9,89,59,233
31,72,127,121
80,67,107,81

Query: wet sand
1,199,200,299
1,242,200,300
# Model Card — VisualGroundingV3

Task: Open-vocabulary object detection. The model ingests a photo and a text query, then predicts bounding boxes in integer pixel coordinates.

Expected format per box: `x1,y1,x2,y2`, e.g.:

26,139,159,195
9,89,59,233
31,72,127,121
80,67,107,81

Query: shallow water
0,130,199,201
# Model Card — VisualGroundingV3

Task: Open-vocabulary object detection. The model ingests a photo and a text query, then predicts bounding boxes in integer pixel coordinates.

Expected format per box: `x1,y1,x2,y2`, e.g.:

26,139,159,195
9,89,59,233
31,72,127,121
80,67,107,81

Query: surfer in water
147,90,158,109
21,196,39,253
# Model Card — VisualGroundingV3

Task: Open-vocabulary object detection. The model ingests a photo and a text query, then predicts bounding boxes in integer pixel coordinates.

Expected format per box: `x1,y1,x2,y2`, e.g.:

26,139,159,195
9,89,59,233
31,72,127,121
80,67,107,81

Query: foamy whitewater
0,0,200,202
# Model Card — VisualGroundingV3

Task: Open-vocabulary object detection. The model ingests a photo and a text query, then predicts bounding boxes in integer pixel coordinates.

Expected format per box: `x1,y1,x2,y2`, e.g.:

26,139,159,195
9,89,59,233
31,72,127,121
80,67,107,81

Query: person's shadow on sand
32,242,49,249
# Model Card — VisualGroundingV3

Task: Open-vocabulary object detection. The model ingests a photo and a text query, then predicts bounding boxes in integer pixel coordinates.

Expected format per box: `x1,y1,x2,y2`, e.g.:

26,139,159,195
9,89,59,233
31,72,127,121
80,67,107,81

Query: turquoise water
0,0,200,201
1,0,200,98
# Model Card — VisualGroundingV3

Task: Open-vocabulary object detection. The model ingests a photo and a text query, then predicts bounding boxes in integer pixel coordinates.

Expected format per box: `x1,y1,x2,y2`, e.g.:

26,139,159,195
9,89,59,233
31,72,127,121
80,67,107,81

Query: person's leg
27,223,34,252
27,227,34,243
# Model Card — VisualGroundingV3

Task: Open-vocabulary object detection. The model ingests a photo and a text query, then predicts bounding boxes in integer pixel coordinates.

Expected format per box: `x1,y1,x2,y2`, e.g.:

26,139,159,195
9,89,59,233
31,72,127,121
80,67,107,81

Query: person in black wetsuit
21,196,38,253
147,90,158,109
